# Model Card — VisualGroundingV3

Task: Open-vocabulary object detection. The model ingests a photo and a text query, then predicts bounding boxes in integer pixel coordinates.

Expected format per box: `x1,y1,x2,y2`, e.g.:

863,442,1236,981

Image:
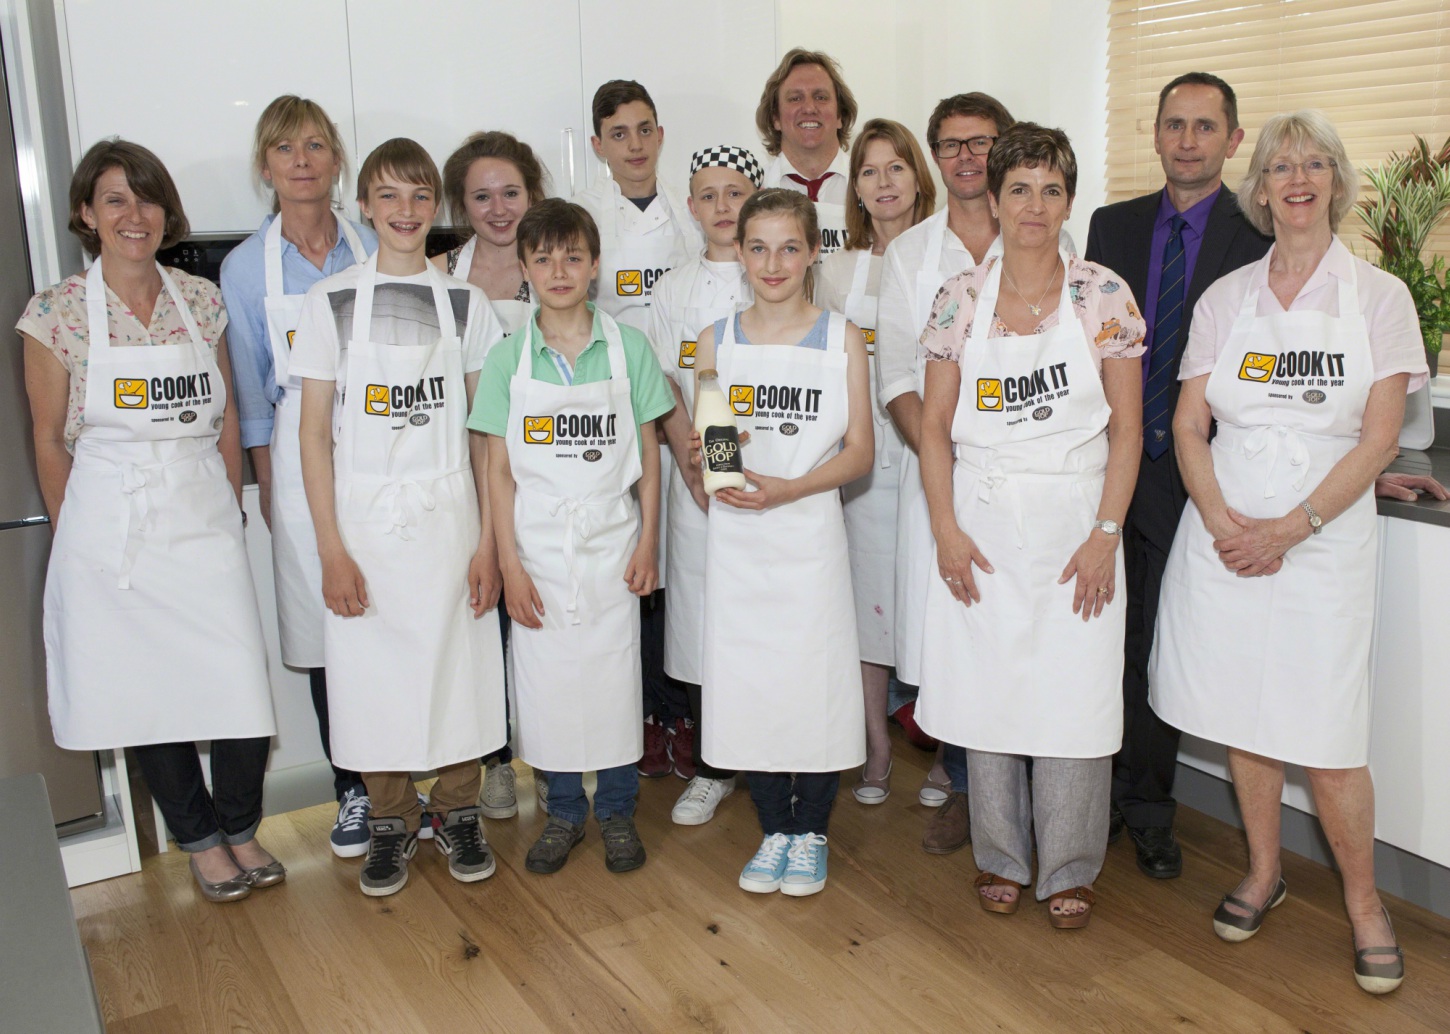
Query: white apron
838,251,904,665
592,190,693,335
1150,259,1376,768
324,257,506,771
916,253,1125,757
663,264,749,684
701,312,865,771
893,220,977,684
264,211,367,667
43,260,275,749
505,312,645,771
815,198,848,258
452,236,533,335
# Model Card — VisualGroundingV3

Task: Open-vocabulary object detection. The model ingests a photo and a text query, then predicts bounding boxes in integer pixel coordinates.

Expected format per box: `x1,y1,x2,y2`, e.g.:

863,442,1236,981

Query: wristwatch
1093,519,1122,536
1300,502,1322,534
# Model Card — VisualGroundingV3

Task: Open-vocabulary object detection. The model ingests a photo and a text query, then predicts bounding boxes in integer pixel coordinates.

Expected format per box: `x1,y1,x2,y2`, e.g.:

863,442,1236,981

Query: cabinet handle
562,127,576,196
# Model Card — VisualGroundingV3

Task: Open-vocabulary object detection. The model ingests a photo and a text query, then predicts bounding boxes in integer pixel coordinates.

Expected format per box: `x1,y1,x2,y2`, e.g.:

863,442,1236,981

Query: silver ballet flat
189,856,252,903
238,859,287,889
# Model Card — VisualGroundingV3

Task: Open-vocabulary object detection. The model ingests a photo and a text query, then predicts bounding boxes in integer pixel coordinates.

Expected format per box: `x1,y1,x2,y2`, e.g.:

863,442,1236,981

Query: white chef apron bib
701,312,865,772
264,211,367,667
1150,260,1375,768
452,236,533,335
324,258,506,772
838,251,903,664
894,219,964,684
593,193,691,334
662,262,747,684
43,259,275,749
505,312,644,772
916,254,1124,757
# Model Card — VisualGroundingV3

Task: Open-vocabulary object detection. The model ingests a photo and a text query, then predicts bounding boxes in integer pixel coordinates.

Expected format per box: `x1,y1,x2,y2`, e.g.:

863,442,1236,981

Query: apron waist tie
1240,424,1310,499
550,497,598,625
956,458,1104,551
381,480,437,541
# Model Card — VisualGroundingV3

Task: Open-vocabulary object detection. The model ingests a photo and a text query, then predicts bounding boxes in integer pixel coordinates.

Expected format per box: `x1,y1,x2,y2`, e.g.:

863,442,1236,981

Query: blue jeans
539,764,638,826
944,744,969,793
747,771,840,835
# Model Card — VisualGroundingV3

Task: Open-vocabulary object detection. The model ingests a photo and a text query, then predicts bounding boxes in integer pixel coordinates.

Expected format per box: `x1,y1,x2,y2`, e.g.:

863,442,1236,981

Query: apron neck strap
923,211,948,272
969,249,1072,344
825,310,849,352
850,250,872,296
265,210,369,298
352,254,456,341
453,236,478,281
1238,242,1361,319
515,306,626,380
85,258,203,357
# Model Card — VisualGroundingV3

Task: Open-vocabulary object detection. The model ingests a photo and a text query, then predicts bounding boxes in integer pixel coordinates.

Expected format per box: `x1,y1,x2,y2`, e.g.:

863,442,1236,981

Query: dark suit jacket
1085,187,1271,552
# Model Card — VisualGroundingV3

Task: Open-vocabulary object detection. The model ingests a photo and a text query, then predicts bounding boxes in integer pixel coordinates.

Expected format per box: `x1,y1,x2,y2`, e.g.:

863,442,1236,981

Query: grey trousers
967,750,1111,900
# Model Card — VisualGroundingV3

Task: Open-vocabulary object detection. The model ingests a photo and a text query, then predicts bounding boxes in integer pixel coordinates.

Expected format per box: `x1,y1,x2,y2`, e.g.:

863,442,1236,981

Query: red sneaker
638,717,671,777
670,718,697,780
891,700,939,751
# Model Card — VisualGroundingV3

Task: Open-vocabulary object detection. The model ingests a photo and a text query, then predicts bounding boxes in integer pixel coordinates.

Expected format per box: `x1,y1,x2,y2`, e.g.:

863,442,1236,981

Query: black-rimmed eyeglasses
931,136,996,159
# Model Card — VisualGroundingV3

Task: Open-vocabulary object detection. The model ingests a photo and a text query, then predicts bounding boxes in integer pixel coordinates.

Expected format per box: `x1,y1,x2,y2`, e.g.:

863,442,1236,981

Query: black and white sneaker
359,817,418,897
330,786,371,858
435,806,496,883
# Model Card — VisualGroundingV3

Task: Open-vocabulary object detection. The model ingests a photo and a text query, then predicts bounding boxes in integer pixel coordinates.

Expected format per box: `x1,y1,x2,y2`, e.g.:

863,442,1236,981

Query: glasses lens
967,136,996,156
933,139,962,159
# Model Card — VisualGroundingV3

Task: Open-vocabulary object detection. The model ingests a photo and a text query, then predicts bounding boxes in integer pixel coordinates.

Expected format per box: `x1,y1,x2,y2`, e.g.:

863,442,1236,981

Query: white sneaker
671,776,734,825
480,759,518,819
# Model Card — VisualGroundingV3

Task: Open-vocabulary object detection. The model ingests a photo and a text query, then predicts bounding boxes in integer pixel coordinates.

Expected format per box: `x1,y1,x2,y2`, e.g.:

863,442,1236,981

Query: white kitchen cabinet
575,2,777,195
345,0,587,205
61,0,357,234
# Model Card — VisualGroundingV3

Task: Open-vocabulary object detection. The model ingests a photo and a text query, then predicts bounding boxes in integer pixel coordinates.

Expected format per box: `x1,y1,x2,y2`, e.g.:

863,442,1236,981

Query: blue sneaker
739,833,792,893
781,833,829,897
330,787,371,858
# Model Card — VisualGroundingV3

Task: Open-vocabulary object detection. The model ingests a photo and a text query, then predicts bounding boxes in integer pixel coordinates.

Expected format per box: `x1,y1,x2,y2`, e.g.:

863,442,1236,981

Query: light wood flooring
72,732,1450,1033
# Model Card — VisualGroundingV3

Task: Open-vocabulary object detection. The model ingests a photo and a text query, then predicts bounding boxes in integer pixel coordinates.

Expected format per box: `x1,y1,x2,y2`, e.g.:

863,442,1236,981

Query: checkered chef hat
690,145,764,188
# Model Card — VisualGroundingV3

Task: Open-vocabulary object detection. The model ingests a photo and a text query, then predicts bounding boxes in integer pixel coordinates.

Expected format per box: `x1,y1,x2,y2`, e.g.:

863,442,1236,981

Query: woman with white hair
1150,110,1428,994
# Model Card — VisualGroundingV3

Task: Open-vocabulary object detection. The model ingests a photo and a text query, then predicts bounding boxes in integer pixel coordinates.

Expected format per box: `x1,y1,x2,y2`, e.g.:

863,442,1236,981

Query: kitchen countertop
1378,447,1450,528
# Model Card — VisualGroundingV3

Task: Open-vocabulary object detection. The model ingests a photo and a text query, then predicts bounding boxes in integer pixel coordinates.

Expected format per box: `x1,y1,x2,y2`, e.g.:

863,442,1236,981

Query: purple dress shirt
1141,185,1221,383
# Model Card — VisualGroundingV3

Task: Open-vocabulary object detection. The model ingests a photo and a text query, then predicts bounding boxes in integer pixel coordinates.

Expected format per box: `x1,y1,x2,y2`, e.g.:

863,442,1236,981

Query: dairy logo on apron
114,373,214,419
678,340,696,368
973,362,1071,425
615,267,669,297
362,376,448,425
731,382,824,428
1235,348,1348,397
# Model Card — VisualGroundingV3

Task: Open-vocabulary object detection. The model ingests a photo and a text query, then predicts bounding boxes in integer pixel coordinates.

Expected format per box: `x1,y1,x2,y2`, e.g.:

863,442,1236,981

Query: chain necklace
1000,258,1061,317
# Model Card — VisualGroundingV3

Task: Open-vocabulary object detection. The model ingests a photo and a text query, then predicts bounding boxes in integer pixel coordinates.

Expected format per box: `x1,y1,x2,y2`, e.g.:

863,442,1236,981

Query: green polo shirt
468,304,676,456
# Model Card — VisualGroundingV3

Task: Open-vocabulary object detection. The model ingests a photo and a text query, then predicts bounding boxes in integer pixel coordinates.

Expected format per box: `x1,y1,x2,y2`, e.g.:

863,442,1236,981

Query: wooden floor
73,731,1450,1034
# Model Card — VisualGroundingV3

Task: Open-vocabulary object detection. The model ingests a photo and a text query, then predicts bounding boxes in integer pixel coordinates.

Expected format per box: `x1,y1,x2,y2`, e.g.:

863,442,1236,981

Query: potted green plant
1357,135,1450,377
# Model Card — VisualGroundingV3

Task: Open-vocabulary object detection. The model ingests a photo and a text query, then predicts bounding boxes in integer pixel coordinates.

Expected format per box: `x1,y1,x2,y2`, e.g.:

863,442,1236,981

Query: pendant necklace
1001,259,1059,317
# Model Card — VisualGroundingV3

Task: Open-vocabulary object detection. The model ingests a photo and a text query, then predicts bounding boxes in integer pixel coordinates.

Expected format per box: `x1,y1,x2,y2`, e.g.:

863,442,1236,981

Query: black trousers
684,680,736,780
307,667,365,800
641,590,688,723
747,771,840,836
482,607,513,765
130,738,271,851
1114,467,1185,829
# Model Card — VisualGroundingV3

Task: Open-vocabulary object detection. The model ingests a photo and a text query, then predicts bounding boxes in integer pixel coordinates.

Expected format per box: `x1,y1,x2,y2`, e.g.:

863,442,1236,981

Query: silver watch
1300,502,1323,534
1093,519,1122,536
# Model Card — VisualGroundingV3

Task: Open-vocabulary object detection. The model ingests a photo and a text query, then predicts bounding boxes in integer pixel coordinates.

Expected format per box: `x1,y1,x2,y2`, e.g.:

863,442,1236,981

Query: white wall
776,0,1109,247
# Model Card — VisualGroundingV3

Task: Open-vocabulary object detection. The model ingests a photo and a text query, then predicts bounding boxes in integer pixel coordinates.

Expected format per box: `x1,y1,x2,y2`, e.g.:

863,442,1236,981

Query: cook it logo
678,340,696,369
729,385,754,416
1239,352,1276,382
862,327,876,355
616,270,642,296
364,385,391,416
114,379,149,409
286,330,296,350
524,416,554,443
977,379,1003,411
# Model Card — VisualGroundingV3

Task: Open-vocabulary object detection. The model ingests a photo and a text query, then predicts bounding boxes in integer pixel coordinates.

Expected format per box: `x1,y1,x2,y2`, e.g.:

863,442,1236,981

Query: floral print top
16,268,228,451
921,255,1146,377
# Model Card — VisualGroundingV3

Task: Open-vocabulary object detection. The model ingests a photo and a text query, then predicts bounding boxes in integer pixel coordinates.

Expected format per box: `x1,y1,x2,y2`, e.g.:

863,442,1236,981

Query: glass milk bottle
694,369,746,495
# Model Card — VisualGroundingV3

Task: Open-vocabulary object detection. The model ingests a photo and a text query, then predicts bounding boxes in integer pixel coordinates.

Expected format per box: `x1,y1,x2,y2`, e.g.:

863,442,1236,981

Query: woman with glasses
1150,111,1427,993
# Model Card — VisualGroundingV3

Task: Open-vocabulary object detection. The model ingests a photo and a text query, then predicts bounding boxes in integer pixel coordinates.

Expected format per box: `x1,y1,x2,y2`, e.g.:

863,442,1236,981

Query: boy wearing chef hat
646,145,763,826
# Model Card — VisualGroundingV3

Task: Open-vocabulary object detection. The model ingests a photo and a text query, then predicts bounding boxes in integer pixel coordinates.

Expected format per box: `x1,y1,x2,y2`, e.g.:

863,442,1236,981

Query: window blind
1106,0,1450,259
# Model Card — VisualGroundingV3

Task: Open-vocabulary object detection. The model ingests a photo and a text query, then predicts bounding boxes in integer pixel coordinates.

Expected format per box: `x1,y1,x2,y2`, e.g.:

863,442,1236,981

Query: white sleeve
288,282,340,381
464,287,505,372
876,239,918,407
645,273,677,378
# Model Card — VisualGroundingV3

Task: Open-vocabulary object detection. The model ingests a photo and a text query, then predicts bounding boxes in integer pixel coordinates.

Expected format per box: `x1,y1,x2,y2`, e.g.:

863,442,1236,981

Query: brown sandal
1048,886,1096,929
974,871,1023,915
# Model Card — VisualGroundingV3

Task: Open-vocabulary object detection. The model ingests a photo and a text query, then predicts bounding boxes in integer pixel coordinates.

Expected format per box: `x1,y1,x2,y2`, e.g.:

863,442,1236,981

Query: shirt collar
1252,236,1353,296
265,211,355,260
774,148,849,181
1154,185,1220,239
527,302,608,356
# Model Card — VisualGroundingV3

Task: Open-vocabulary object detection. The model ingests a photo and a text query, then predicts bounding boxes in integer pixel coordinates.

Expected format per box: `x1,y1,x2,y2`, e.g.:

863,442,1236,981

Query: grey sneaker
533,770,549,815
524,817,585,874
599,816,647,873
435,806,496,883
481,759,518,819
359,816,418,897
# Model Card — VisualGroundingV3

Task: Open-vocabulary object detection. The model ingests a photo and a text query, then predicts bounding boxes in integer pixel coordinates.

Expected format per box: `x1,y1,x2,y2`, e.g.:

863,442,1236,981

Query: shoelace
447,818,488,857
485,766,516,802
751,833,791,871
337,793,370,831
600,820,636,848
785,834,827,873
680,778,717,805
363,830,409,877
537,822,577,847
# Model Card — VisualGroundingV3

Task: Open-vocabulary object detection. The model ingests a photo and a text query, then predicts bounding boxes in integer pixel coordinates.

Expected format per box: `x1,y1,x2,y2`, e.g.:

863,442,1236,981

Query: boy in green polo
469,199,675,875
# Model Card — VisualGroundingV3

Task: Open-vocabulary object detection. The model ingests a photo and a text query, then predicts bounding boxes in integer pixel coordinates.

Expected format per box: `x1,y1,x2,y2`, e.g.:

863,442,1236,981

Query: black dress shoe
1129,825,1182,879
1108,803,1126,845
